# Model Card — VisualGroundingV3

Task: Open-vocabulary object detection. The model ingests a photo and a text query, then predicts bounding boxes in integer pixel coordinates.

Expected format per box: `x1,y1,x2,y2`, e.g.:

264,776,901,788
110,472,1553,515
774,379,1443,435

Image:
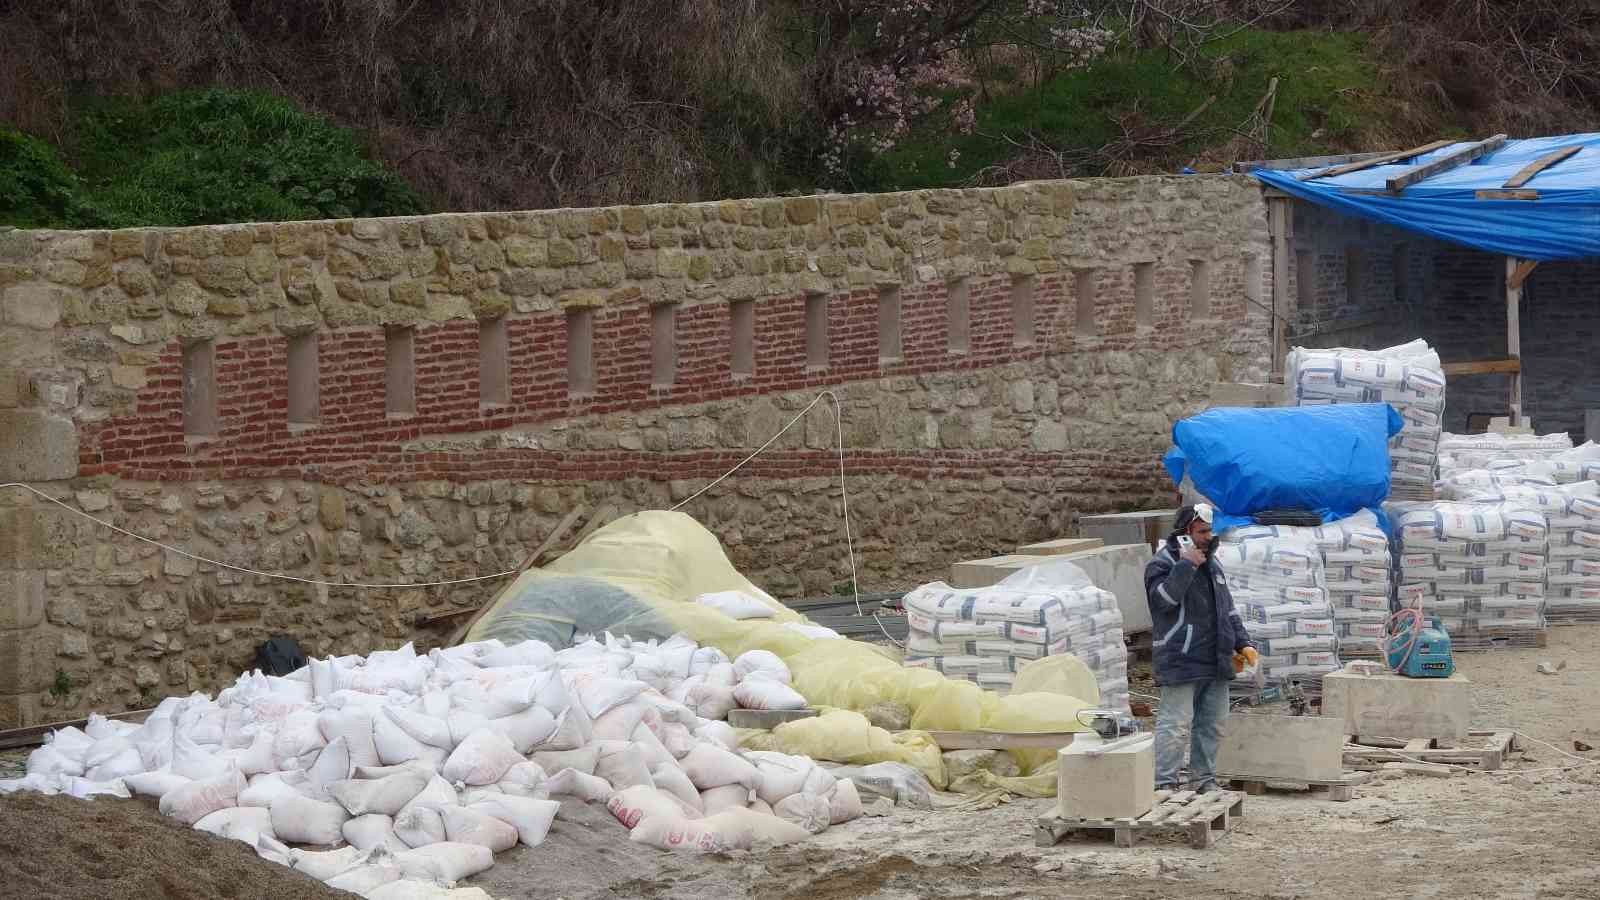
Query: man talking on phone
1143,503,1257,793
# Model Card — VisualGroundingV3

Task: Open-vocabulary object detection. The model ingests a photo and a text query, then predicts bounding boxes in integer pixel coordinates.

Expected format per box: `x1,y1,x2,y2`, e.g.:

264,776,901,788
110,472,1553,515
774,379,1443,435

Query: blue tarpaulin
1163,403,1404,533
1251,134,1600,261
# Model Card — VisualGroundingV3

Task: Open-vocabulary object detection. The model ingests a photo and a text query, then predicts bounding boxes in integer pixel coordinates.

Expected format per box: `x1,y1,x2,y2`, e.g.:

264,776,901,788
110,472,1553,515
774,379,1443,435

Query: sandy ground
3,627,1598,899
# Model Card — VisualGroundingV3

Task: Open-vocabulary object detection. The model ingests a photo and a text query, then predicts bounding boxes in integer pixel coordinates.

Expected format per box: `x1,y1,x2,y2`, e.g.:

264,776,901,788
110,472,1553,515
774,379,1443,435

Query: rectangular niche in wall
1134,262,1155,327
1345,246,1365,307
651,302,677,388
567,307,595,396
385,326,415,416
1011,275,1036,347
286,332,320,425
730,299,755,377
1189,259,1212,318
479,316,509,406
878,285,902,364
1074,269,1097,334
805,293,829,370
947,278,970,353
182,339,217,437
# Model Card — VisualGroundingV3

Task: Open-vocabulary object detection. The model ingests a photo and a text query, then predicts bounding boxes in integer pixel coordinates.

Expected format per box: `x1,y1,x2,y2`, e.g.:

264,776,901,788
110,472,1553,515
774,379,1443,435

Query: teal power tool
1385,614,1454,677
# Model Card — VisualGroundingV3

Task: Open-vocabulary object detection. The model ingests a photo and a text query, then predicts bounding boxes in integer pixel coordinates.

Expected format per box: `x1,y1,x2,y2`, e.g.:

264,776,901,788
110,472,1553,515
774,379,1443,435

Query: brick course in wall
0,176,1272,724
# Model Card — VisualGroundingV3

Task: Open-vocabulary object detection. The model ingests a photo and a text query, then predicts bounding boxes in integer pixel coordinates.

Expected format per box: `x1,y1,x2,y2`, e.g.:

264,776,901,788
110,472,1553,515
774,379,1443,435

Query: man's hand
1232,647,1259,673
1179,547,1206,567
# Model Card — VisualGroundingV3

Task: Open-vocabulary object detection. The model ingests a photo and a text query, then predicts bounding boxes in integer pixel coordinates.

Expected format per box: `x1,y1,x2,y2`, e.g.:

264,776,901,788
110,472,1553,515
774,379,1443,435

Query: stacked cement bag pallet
1390,501,1549,645
1287,340,1446,497
1453,483,1600,622
1439,431,1574,473
0,635,866,893
1224,509,1391,658
1211,535,1338,683
902,577,1128,710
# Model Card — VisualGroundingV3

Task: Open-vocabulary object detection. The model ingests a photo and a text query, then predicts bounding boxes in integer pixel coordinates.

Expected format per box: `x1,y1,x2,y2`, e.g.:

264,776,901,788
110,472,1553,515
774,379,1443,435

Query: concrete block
0,570,45,629
1016,537,1104,556
1321,670,1472,742
949,554,1052,589
1057,736,1154,820
1207,382,1286,409
0,409,78,481
1216,714,1345,781
0,625,52,693
1078,509,1177,553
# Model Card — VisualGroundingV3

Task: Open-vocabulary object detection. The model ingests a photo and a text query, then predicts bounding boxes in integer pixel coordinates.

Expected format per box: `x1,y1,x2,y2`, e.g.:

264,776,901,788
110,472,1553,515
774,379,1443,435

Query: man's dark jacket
1143,539,1253,685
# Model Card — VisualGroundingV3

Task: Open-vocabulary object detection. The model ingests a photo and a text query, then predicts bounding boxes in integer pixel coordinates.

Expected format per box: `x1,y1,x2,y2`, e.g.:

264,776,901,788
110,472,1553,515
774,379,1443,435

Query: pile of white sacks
0,634,863,896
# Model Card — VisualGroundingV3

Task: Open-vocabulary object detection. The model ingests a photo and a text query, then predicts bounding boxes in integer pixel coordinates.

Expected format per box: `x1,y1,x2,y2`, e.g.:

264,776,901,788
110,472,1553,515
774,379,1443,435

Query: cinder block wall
0,176,1271,724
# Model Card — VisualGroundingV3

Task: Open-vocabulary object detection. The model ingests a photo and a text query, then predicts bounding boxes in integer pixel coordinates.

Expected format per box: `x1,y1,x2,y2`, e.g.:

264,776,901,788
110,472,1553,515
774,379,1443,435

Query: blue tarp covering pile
1163,403,1403,533
1251,134,1600,261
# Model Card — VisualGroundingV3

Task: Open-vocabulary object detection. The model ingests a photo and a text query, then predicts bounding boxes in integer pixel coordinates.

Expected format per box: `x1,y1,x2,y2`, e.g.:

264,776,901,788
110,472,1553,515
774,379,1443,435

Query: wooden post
1269,197,1292,377
1504,256,1523,425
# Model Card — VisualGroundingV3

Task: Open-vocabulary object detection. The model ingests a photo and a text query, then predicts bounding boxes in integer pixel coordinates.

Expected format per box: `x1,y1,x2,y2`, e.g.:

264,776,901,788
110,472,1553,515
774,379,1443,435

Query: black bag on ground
254,636,308,676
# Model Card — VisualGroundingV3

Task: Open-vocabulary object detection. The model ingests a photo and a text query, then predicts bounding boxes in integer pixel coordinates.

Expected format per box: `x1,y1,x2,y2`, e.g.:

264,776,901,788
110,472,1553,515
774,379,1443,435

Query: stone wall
0,175,1272,724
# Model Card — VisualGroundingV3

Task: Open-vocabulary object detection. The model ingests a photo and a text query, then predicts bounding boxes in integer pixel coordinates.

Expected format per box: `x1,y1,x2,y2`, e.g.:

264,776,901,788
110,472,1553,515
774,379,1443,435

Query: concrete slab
1216,714,1345,782
949,554,1051,589
1016,537,1104,556
1321,670,1472,743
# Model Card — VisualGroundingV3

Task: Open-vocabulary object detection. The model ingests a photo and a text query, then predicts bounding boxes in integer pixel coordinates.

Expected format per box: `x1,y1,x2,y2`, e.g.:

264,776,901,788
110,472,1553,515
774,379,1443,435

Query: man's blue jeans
1154,679,1230,790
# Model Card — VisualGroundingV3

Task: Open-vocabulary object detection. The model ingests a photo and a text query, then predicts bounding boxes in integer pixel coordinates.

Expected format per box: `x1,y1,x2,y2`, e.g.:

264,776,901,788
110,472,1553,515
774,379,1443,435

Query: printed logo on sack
667,828,685,846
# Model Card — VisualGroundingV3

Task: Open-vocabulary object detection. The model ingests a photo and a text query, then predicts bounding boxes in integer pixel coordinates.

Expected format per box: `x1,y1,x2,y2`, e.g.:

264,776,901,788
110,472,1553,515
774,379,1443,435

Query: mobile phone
1177,535,1196,553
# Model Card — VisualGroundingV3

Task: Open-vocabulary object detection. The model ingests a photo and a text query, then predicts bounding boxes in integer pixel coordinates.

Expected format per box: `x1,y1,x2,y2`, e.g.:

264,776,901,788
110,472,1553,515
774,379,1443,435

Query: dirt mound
0,793,344,900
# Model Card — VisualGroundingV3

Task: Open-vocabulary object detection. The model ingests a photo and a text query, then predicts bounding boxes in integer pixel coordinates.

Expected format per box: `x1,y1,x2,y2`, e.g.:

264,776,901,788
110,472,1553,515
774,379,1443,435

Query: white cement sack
698,783,753,815
733,679,808,711
195,806,275,845
270,793,351,845
253,833,295,867
26,745,85,779
395,774,460,824
439,804,518,852
658,722,697,760
537,706,594,751
486,705,558,754
125,770,190,799
629,723,677,771
325,863,404,894
544,768,614,802
318,709,380,770
86,747,146,783
683,681,737,721
694,590,776,620
773,792,831,834
568,673,648,719
330,770,430,817
680,743,761,791
172,736,233,781
608,784,693,829
592,700,658,742
468,795,560,847
477,639,557,670
238,772,309,809
308,736,354,793
385,707,455,752
394,804,449,848
629,811,754,852
291,845,365,881
343,813,399,851
593,741,655,791
497,760,549,797
160,767,245,826
689,647,730,677
826,778,863,824
693,721,740,752
650,763,704,813
532,746,599,777
441,730,523,786
732,650,791,684
392,842,495,884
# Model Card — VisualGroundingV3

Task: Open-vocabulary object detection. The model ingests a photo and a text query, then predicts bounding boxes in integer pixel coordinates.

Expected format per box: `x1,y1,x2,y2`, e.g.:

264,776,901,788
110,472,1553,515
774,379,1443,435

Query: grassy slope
858,30,1458,191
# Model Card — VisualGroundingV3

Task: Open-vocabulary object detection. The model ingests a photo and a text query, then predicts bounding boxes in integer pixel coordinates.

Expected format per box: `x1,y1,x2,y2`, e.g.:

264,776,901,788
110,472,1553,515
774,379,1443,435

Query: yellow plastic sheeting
742,709,948,789
464,511,1099,786
948,759,1061,798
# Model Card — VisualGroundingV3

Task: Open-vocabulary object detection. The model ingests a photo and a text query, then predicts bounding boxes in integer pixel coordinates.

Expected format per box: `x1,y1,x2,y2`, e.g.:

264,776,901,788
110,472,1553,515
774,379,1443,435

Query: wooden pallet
1224,772,1367,802
1546,608,1600,626
1034,789,1245,850
1343,730,1521,771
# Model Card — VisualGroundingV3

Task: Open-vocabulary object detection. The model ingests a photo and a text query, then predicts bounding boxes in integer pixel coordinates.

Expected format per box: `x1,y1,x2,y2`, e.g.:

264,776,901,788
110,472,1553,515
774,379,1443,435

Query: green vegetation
855,30,1393,191
3,89,423,229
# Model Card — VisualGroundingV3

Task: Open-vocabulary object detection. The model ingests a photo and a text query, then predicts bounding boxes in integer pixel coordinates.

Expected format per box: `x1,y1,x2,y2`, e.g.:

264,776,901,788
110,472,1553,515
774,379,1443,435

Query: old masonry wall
0,176,1272,725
